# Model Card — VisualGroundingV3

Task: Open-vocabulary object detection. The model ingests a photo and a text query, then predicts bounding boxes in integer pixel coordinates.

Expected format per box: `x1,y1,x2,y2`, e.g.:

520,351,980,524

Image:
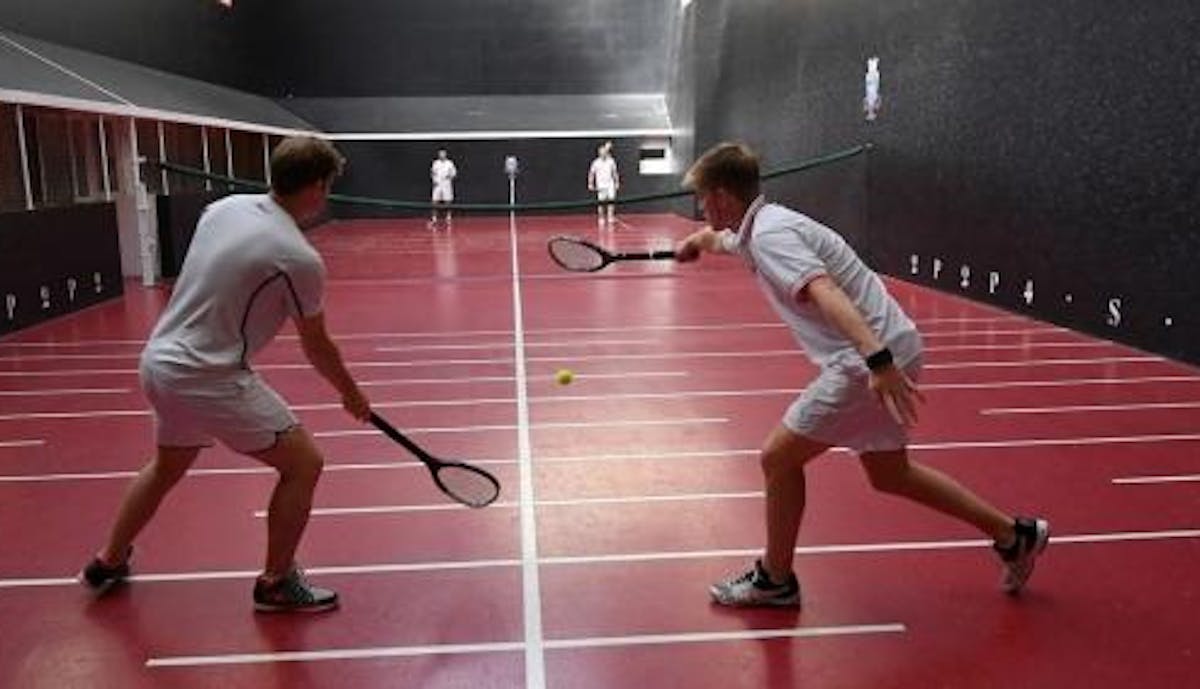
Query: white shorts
432,183,453,203
596,187,616,202
139,359,297,454
783,331,923,453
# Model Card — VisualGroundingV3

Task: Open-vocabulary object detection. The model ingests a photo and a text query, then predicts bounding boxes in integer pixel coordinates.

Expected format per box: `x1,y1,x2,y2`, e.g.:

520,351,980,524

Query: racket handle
369,412,426,458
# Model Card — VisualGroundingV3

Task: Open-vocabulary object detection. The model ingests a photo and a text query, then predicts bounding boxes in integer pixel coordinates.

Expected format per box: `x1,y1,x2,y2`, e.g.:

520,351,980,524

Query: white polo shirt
431,159,457,186
143,194,325,371
589,156,619,191
719,196,917,366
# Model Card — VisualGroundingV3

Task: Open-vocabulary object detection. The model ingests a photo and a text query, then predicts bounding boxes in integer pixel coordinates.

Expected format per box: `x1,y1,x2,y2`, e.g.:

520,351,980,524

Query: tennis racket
547,235,676,272
369,412,500,508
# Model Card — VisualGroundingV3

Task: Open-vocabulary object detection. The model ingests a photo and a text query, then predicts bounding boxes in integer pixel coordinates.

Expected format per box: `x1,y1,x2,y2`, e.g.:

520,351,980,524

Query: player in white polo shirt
430,148,457,227
675,142,1048,607
588,143,620,225
81,137,370,613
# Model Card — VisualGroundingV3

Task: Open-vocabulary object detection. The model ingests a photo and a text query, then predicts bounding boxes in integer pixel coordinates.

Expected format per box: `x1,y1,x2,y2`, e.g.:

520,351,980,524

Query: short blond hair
270,136,345,195
682,142,760,203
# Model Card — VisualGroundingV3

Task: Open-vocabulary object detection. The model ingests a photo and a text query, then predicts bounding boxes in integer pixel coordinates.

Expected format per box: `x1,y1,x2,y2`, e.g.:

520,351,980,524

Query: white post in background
98,117,112,202
157,121,169,195
225,128,233,189
261,133,271,186
201,125,212,192
505,155,519,208
112,118,160,286
15,105,33,210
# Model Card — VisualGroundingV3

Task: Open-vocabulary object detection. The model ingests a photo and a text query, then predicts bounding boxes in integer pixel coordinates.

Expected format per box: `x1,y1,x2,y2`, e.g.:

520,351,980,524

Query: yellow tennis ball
555,368,575,385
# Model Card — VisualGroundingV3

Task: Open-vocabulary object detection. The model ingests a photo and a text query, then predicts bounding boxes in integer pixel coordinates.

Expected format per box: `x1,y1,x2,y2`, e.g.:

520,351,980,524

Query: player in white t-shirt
588,143,620,225
81,137,370,613
675,142,1048,607
430,149,457,227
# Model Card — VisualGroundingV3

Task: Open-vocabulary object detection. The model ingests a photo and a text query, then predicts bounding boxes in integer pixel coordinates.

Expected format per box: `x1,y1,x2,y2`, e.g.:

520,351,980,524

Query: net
435,463,501,508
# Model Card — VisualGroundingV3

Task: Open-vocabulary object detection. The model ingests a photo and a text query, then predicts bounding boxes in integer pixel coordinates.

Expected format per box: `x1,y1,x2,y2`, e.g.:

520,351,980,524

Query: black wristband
865,347,894,372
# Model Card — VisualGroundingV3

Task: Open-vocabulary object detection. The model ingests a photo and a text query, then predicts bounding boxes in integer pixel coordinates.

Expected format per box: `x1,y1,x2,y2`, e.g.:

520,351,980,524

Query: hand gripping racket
547,235,676,272
369,412,500,508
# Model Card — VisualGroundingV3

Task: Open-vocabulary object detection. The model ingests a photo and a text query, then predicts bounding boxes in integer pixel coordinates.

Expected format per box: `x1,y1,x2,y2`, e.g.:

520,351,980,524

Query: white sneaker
710,559,801,607
995,517,1050,594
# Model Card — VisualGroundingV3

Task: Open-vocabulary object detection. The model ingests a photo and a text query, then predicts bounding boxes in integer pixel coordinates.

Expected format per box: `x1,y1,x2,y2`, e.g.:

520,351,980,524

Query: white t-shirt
589,156,619,191
719,196,916,366
143,194,325,371
431,159,457,187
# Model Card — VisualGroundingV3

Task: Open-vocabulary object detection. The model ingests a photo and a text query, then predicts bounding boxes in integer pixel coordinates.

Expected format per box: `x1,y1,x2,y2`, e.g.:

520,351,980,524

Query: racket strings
548,238,606,271
437,464,500,507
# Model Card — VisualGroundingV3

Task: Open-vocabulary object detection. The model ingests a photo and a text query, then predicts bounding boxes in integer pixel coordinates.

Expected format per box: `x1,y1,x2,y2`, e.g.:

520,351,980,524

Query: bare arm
295,312,370,421
804,276,924,426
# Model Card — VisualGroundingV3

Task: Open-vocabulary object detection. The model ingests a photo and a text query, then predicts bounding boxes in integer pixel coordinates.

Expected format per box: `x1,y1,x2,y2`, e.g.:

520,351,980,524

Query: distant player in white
588,143,620,225
430,149,457,227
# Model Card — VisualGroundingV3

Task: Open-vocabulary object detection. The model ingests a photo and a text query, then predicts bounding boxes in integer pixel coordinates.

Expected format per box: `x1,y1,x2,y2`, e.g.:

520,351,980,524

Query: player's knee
759,446,799,478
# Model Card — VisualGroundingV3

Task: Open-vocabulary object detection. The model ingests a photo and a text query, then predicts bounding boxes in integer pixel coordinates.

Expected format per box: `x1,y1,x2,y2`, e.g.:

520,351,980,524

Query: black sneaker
995,517,1050,594
709,559,801,607
80,547,132,595
253,565,339,613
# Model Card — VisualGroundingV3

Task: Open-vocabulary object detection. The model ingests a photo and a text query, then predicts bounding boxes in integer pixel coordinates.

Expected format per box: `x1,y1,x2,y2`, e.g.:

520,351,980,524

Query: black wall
0,204,123,335
2,1,672,98
0,2,254,92
331,138,679,218
671,0,1200,365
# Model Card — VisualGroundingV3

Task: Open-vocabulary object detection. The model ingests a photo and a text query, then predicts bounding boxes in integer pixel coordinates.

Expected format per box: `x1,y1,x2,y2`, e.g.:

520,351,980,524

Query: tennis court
2,3,1198,688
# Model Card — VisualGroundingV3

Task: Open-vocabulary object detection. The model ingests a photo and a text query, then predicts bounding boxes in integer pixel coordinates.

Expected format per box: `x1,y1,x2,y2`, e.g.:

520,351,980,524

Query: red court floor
1,212,1197,689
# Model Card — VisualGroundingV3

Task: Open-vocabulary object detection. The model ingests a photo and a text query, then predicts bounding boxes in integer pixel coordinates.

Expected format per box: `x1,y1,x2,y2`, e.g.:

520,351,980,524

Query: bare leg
251,427,325,579
860,449,1015,543
760,424,830,582
99,446,201,563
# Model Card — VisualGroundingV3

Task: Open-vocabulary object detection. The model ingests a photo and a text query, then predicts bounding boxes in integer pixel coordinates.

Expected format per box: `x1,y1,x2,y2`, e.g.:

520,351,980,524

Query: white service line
982,400,1200,415
0,352,1160,379
0,439,43,449
510,208,546,689
5,527,1197,591
144,624,905,668
359,371,688,386
925,355,1161,370
7,431,1200,484
0,387,132,397
312,417,728,438
924,375,1200,391
259,491,764,518
1112,474,1200,485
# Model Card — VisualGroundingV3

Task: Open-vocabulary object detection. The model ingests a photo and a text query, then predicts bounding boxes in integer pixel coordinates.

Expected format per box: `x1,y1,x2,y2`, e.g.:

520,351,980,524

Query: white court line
0,337,1113,364
5,528,1197,591
510,204,546,689
1112,474,1200,485
0,387,132,397
0,338,672,362
7,431,1200,483
0,439,43,449
925,356,1161,370
2,351,1158,379
0,322,1065,351
924,375,1200,391
982,401,1200,415
312,418,728,439
259,491,764,518
360,371,687,386
8,376,1198,422
145,624,906,668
